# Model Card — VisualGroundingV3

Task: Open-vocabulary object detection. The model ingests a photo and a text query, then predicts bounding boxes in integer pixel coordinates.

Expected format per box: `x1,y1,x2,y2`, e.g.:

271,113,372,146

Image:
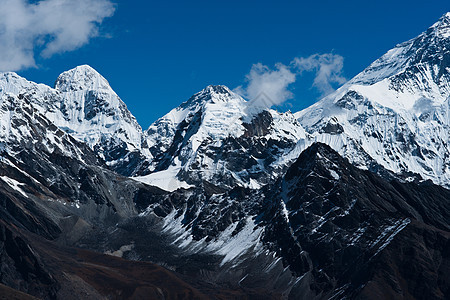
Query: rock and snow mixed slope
296,13,450,187
133,142,450,299
0,86,96,166
138,85,307,190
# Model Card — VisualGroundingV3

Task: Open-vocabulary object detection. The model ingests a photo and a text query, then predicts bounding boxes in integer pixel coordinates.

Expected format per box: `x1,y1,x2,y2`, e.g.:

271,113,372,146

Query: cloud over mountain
0,0,115,71
293,53,346,96
236,53,346,109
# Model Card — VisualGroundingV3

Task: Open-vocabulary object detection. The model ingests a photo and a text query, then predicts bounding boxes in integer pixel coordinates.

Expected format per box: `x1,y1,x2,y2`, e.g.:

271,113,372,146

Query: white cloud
236,53,346,110
293,53,346,96
235,62,296,110
0,0,115,71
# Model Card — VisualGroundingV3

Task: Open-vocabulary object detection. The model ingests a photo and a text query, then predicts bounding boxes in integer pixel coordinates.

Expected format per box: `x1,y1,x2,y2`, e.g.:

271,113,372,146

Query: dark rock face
320,120,344,134
258,143,450,299
0,221,59,300
243,110,273,137
153,109,204,173
335,90,365,110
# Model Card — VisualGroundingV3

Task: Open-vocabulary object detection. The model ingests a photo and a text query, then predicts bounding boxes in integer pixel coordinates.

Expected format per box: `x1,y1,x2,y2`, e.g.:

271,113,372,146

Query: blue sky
5,0,450,128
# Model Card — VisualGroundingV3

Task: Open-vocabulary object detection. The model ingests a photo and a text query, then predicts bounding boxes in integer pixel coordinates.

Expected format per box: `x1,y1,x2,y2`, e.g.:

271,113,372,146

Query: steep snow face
55,64,113,92
0,91,97,165
0,72,44,98
296,13,450,187
53,65,146,174
140,85,307,190
0,66,148,176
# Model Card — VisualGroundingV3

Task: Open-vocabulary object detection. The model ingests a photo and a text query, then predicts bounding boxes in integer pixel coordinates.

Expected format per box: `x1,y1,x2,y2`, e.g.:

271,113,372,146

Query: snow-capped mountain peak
0,72,51,100
176,85,248,130
0,66,146,176
183,85,237,105
51,65,146,175
55,64,112,92
296,12,450,188
137,83,307,191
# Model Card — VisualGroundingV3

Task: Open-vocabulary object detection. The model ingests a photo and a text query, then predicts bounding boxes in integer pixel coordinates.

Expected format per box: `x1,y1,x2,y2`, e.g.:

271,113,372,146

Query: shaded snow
0,176,27,197
134,167,192,192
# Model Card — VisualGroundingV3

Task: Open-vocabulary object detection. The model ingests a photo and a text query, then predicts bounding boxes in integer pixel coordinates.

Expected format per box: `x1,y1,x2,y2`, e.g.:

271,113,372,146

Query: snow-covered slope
296,12,450,187
138,85,307,190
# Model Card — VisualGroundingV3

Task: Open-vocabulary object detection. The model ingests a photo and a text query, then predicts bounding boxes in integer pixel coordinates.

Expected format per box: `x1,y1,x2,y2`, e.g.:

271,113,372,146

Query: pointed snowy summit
55,64,112,92
179,84,242,109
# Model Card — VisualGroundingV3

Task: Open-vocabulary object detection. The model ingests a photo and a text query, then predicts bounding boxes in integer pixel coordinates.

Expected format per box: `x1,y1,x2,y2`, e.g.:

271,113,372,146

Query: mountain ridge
4,12,450,189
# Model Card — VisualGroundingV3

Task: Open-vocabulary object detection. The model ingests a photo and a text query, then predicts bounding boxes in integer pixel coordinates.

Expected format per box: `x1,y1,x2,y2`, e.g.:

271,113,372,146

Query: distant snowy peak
54,65,140,129
0,72,37,97
55,65,112,92
181,85,247,139
431,12,450,37
150,85,247,139
182,85,241,107
298,11,450,122
52,65,142,144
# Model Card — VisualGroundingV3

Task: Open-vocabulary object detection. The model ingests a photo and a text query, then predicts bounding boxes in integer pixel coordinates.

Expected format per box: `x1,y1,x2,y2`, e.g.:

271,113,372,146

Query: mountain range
0,12,449,300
